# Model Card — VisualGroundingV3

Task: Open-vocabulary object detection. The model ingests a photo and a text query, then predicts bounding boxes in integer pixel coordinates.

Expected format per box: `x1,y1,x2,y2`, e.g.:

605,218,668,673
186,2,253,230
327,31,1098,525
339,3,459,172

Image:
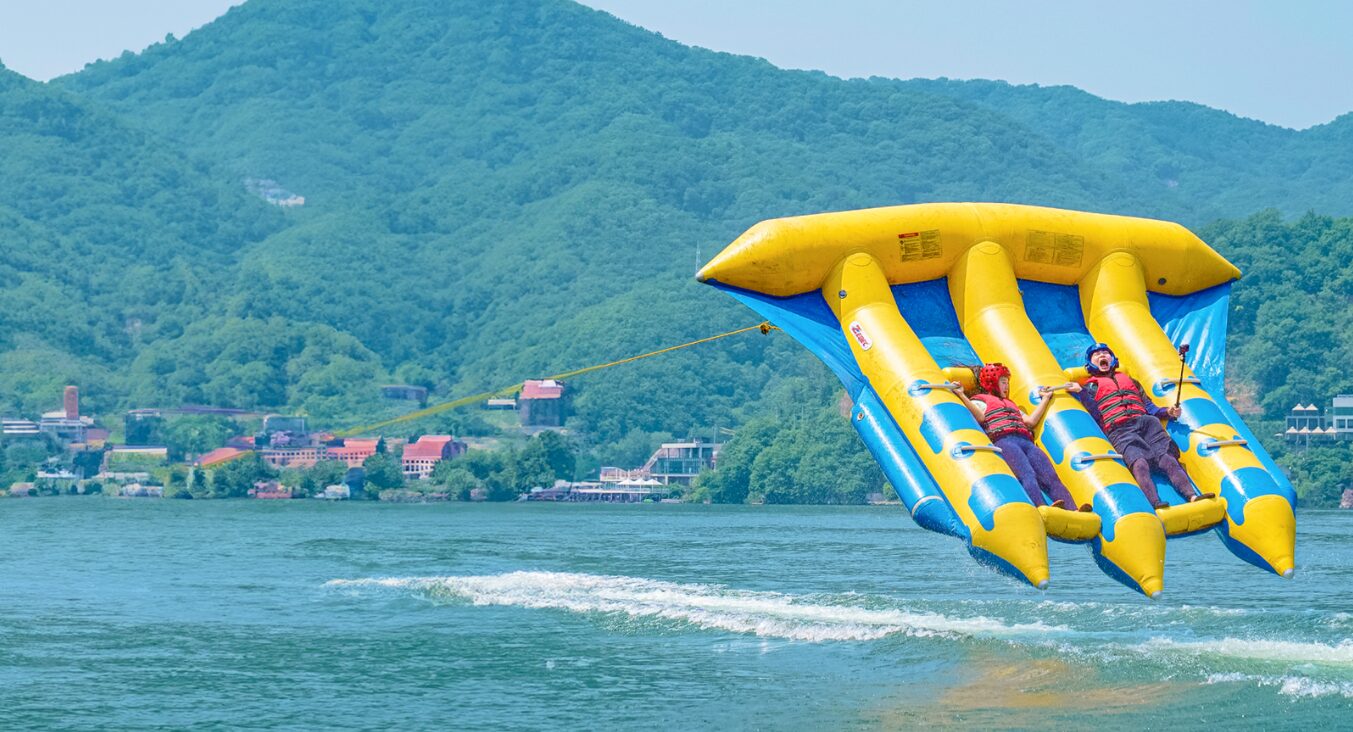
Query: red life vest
970,394,1032,439
1086,372,1149,431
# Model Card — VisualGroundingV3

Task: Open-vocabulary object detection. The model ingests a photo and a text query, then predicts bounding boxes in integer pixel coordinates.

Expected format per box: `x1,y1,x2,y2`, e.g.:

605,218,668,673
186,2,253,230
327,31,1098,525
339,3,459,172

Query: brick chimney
64,385,79,419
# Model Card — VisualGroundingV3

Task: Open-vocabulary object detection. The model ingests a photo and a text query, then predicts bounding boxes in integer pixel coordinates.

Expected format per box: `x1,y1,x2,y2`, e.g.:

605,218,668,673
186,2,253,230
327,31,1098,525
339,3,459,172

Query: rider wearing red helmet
953,363,1086,511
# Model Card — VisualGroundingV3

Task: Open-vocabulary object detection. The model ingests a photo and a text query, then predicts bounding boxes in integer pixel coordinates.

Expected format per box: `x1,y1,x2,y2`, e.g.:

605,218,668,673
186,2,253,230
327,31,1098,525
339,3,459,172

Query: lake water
1,500,1349,729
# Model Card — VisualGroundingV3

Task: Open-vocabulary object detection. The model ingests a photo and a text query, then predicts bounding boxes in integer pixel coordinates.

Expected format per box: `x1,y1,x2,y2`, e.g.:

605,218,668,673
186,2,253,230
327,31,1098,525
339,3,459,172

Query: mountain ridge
0,0,1343,456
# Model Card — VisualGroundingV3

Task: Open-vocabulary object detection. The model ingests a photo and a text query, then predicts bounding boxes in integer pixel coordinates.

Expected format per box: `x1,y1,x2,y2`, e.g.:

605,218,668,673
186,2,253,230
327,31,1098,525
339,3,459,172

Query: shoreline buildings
1283,396,1353,445
600,437,721,487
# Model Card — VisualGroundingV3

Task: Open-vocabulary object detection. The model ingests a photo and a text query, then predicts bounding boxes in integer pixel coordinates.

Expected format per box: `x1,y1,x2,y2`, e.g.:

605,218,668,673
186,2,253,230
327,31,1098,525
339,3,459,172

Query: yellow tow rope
336,321,777,437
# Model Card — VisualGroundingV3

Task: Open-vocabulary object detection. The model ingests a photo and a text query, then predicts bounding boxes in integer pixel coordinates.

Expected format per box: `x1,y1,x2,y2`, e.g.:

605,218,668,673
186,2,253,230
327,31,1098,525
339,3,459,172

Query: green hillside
59,0,1353,229
912,79,1353,218
50,0,1160,437
0,0,1344,499
0,67,283,415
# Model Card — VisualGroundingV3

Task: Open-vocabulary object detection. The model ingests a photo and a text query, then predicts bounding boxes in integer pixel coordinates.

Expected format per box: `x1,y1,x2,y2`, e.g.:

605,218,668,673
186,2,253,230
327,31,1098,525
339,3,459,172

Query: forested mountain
911,79,1353,218
0,67,282,415
0,0,1348,494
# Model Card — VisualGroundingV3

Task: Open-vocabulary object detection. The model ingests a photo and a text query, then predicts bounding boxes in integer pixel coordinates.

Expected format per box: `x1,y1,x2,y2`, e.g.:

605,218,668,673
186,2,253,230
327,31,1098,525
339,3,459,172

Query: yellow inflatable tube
948,242,1159,595
699,202,1239,298
827,252,1050,588
1080,254,1296,577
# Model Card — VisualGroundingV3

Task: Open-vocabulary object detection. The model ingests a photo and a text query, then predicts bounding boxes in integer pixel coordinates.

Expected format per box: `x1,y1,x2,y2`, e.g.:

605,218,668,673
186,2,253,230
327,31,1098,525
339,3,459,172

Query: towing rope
335,321,777,437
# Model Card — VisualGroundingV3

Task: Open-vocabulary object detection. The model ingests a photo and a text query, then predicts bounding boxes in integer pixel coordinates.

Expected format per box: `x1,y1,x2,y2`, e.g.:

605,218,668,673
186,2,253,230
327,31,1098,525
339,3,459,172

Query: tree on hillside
694,402,882,505
159,415,238,461
1281,447,1352,507
433,465,479,501
180,468,205,499
204,453,275,499
361,452,403,495
498,445,554,500
691,419,778,505
534,430,577,481
290,459,348,498
126,414,165,445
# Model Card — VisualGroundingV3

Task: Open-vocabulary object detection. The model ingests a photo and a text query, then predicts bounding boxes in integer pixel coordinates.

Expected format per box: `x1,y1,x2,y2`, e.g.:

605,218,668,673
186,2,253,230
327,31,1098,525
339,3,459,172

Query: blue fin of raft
712,282,966,539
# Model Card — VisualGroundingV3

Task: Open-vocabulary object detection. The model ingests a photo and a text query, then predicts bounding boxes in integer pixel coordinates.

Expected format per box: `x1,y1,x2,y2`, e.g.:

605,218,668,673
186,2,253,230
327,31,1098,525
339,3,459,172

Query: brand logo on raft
849,322,873,350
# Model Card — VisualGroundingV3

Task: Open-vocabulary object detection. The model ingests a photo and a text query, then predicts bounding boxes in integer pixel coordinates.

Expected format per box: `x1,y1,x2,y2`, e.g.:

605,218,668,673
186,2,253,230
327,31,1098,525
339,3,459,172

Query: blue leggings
993,435,1077,508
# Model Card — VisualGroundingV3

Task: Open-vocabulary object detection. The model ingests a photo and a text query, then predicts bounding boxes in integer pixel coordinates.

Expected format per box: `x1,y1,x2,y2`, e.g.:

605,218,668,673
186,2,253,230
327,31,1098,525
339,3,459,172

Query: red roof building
520,379,567,427
329,438,380,467
521,380,564,400
402,435,465,479
197,447,248,467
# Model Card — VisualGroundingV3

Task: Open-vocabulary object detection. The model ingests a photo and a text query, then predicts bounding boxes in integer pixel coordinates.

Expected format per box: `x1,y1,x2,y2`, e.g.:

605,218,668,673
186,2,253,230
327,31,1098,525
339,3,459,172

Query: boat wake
327,571,1353,698
325,571,1063,643
1130,636,1353,666
1204,672,1353,699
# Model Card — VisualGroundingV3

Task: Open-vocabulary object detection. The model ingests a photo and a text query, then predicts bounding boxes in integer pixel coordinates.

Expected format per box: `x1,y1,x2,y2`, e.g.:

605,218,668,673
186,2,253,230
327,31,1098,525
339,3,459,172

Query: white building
1331,395,1353,438
39,411,93,442
600,439,723,487
1283,397,1353,445
320,484,351,500
2,418,40,436
119,483,164,498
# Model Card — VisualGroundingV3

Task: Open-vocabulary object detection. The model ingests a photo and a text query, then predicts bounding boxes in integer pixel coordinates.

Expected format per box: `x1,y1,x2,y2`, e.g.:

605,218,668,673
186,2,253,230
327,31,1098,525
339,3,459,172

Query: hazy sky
1,0,1348,129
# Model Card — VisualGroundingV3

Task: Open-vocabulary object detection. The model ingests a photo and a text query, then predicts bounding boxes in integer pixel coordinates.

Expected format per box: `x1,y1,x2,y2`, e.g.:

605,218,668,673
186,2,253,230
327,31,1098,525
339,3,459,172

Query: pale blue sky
0,0,1348,129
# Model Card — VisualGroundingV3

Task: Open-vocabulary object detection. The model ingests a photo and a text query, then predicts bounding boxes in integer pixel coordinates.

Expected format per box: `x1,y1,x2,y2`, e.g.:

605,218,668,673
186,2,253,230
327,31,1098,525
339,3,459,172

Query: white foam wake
325,571,1065,643
1133,637,1353,666
1205,672,1353,699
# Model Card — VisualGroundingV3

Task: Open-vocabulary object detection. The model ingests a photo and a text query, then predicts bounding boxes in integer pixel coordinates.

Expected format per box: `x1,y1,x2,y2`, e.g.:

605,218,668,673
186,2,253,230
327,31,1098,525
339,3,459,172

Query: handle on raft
1155,376,1202,392
1070,452,1126,470
954,444,1004,456
908,381,962,395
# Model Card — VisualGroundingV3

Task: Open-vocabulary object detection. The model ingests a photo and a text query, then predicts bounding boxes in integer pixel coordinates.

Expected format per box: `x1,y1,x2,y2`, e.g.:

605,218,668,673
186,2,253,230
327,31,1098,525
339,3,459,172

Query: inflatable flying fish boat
698,203,1295,596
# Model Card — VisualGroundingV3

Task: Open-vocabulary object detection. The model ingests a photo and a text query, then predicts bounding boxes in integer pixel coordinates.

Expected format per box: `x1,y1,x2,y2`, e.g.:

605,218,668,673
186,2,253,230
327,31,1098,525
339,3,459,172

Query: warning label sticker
898,230,942,262
848,321,873,351
1025,230,1085,267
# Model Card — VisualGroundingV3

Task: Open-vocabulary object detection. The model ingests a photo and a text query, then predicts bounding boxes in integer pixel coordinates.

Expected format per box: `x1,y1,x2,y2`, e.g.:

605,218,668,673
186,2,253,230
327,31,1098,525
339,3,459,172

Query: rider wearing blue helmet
1071,343,1212,509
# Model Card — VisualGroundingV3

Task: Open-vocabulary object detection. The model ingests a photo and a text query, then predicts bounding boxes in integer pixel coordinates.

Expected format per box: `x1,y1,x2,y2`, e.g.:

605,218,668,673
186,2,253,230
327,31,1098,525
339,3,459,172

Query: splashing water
327,571,1066,642
328,570,1353,700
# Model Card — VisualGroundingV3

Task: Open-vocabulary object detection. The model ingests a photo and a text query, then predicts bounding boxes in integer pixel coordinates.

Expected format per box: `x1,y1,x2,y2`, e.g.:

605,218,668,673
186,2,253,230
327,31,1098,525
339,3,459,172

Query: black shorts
1106,414,1179,466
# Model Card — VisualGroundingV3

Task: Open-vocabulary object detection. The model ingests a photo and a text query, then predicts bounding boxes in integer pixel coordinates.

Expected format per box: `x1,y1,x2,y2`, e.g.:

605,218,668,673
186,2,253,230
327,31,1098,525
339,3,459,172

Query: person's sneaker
1078,503,1094,512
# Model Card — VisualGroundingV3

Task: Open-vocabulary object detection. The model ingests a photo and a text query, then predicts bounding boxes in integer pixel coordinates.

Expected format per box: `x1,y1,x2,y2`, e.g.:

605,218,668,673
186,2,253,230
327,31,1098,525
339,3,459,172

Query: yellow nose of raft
699,202,1297,595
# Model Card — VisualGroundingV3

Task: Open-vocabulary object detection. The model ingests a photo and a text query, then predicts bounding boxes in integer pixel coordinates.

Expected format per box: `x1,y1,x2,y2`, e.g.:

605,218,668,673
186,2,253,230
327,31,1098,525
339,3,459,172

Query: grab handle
1155,376,1202,392
1071,451,1125,470
1198,437,1250,457
1030,382,1076,404
952,444,1003,459
908,381,961,396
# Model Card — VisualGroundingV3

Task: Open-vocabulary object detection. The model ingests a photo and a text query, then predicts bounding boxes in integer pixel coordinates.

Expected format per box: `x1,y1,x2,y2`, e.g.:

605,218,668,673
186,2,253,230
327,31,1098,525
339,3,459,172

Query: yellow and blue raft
698,202,1296,596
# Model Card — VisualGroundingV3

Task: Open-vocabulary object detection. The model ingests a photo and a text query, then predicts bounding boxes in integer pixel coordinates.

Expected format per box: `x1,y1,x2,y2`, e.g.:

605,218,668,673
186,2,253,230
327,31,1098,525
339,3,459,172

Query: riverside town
2,380,732,504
